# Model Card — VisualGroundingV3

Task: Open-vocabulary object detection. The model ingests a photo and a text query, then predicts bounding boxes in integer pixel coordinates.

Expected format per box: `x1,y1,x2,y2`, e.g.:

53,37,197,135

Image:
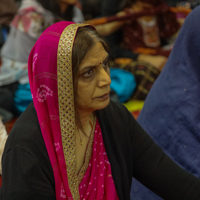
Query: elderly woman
0,21,200,200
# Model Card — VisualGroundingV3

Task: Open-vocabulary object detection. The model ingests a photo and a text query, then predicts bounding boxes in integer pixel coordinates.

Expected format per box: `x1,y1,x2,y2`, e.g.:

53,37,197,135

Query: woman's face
76,41,111,113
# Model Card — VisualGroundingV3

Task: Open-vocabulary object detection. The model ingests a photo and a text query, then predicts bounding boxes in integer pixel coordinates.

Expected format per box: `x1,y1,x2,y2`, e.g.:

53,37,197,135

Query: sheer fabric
79,119,119,200
28,21,118,200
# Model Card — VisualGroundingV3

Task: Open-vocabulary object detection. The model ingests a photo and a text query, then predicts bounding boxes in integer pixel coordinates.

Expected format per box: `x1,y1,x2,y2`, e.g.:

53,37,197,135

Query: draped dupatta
28,21,91,200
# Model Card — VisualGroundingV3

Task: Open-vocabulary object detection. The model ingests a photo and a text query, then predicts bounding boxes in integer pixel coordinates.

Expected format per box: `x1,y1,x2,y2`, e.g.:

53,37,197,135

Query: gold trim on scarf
57,23,90,200
77,117,96,184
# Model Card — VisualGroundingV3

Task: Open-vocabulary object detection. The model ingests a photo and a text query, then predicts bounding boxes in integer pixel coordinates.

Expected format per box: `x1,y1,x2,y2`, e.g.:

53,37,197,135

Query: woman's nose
98,67,111,87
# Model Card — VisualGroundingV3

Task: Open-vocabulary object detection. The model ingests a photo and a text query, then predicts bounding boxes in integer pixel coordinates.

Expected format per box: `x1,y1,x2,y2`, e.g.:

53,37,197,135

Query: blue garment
14,84,32,114
110,68,136,103
131,6,200,200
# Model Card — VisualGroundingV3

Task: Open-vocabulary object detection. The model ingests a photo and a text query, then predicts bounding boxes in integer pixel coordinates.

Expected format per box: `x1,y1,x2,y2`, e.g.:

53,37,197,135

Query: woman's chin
95,98,110,110
78,98,110,113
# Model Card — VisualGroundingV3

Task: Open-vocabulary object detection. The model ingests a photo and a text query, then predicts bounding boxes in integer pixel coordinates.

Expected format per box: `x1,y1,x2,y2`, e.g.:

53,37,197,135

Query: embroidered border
77,117,96,184
57,23,90,200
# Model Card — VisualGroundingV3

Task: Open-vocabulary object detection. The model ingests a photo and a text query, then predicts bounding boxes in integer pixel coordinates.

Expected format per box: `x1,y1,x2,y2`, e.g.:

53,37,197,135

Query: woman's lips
96,92,110,100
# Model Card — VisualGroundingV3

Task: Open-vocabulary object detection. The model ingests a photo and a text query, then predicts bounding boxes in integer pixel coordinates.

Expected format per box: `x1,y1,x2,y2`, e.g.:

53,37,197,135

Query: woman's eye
103,59,110,71
82,69,93,78
103,61,108,67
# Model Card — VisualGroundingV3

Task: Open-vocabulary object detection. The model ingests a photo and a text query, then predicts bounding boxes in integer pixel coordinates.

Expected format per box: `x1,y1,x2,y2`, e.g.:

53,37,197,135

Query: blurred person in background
79,0,101,20
96,0,180,71
1,20,200,200
0,0,18,122
0,118,7,175
131,5,200,199
0,0,17,179
0,0,84,117
91,0,181,101
0,0,17,48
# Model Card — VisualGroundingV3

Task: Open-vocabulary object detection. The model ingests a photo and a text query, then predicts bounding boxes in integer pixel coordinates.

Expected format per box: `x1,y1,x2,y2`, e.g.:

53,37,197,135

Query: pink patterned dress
79,119,119,200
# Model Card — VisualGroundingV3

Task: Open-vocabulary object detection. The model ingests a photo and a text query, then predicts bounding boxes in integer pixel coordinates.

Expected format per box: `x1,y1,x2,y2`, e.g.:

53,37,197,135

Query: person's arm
1,146,56,200
95,20,125,37
137,54,167,71
129,114,200,199
95,11,127,37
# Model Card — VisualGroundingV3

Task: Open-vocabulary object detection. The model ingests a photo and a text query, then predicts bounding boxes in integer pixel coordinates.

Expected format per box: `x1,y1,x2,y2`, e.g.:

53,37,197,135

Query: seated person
95,0,181,71
0,0,17,120
0,0,84,114
1,20,200,200
0,0,17,49
131,5,200,199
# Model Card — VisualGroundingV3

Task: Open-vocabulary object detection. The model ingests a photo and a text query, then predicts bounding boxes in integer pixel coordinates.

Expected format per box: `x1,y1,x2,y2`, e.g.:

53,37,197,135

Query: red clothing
122,4,180,57
79,119,119,200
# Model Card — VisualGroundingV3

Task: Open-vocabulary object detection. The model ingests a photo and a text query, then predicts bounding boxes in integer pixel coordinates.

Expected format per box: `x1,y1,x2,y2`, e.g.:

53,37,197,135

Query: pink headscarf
28,21,90,200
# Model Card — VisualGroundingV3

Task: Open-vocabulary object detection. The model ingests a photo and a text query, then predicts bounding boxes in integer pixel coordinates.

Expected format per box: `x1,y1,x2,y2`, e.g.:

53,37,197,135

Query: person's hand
137,54,167,71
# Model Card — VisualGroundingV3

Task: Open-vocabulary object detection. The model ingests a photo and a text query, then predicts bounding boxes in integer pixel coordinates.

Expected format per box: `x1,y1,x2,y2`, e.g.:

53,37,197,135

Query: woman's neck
79,111,94,130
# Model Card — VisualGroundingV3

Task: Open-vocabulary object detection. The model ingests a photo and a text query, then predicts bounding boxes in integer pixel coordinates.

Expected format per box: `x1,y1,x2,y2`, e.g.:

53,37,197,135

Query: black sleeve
129,113,200,199
0,146,55,200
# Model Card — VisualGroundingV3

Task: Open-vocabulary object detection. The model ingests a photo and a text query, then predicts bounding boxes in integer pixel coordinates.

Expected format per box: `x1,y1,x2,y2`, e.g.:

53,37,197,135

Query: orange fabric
84,6,191,26
170,7,191,16
134,47,171,57
114,58,134,65
85,17,108,26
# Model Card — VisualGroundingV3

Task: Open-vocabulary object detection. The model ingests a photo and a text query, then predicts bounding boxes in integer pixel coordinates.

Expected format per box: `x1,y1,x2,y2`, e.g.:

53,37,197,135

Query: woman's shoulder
101,100,133,118
4,102,45,156
97,100,136,130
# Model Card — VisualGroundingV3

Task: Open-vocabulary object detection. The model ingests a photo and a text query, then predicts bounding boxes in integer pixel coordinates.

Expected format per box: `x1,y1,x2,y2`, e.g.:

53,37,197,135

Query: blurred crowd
0,0,196,125
0,0,200,191
1,1,200,199
0,0,197,130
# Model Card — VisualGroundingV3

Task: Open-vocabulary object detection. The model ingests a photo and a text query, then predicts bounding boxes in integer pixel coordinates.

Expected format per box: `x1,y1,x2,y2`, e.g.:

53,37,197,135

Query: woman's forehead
79,42,108,68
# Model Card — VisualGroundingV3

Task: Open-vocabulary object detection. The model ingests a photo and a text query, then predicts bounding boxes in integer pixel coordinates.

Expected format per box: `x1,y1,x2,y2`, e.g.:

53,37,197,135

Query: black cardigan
1,101,200,200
